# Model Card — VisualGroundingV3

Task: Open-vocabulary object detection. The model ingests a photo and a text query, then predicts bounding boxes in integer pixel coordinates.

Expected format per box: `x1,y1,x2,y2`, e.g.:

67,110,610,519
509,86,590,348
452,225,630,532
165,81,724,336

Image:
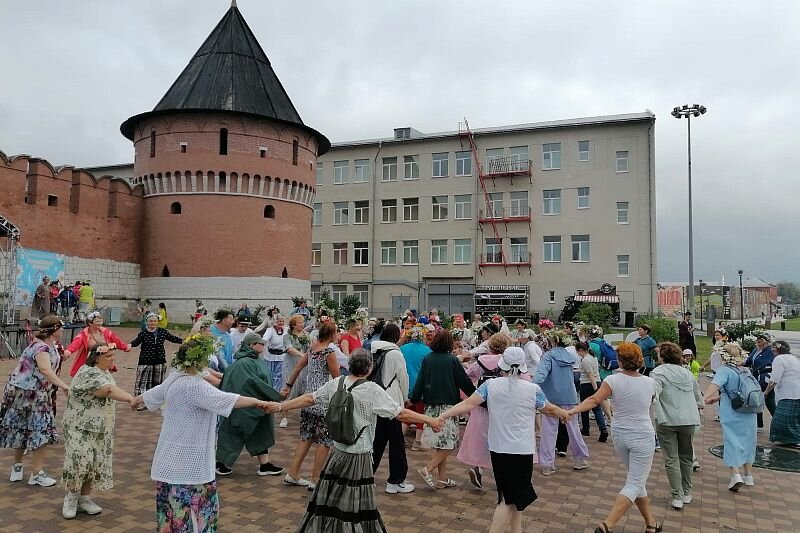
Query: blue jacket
400,340,431,392
533,346,579,405
744,346,774,386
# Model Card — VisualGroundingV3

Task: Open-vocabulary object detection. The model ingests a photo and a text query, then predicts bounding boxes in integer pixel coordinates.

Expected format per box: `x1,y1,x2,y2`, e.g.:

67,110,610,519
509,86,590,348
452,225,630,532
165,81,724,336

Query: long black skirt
490,451,537,511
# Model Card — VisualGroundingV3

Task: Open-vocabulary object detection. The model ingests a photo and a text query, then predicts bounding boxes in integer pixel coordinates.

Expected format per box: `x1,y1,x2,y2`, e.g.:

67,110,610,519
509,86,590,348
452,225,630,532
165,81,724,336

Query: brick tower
120,3,329,315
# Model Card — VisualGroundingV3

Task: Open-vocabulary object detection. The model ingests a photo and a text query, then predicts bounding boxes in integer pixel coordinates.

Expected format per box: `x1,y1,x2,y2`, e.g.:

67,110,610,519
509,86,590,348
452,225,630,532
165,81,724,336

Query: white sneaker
541,466,556,476
682,493,693,504
728,474,743,491
10,463,23,482
573,459,589,470
742,475,755,486
671,498,684,510
385,482,415,494
62,493,79,519
78,496,103,515
279,417,288,428
28,471,56,487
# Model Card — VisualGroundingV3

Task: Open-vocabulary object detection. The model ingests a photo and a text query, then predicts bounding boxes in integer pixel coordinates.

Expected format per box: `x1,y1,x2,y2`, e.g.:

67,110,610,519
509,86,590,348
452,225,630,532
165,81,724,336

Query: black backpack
367,348,397,390
476,359,502,387
325,377,368,445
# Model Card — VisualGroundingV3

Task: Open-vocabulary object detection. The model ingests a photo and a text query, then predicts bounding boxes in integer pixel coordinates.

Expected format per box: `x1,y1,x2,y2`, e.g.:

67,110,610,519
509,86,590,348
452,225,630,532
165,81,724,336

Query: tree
339,294,362,321
575,303,614,331
777,281,800,304
634,314,678,343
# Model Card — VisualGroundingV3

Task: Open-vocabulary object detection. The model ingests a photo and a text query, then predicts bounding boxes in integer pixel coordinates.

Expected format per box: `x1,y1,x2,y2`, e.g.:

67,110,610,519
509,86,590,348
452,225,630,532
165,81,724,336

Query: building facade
311,113,657,320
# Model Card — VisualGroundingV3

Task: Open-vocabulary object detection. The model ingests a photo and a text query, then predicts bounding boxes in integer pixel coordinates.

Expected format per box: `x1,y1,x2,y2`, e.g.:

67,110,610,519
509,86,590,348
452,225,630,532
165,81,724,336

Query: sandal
436,478,457,488
417,467,435,489
645,522,662,533
594,522,611,533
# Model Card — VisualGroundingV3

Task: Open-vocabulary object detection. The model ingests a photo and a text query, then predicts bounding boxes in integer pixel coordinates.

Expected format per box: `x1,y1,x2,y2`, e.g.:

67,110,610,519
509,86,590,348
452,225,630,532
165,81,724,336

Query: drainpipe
370,141,382,313
647,118,657,314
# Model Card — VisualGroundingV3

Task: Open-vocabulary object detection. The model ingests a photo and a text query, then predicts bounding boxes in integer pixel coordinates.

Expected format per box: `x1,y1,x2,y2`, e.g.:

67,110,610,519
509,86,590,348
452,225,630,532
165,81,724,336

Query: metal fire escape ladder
458,119,507,275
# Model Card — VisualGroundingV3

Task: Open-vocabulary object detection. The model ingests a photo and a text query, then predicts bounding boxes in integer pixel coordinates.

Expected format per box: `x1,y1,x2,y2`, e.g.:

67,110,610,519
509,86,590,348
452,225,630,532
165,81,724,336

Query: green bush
575,303,614,331
339,294,362,321
725,321,760,342
635,314,678,343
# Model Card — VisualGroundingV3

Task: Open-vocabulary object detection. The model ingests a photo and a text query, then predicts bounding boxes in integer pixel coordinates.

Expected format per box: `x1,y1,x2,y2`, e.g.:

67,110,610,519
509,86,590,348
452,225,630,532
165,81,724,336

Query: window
316,163,323,185
263,205,275,218
149,130,156,158
382,157,397,182
617,254,630,277
485,238,502,263
486,148,504,173
431,195,448,221
47,195,58,207
616,151,629,172
180,142,187,154
333,161,349,184
617,201,630,224
395,128,411,140
454,194,472,220
542,143,561,170
354,242,369,266
170,202,182,214
380,241,397,265
352,284,369,308
509,191,528,217
354,159,369,183
260,146,267,158
311,243,322,266
312,203,322,225
488,192,503,218
333,202,349,225
543,236,561,263
403,155,419,179
571,235,590,262
454,239,472,264
578,140,590,161
292,139,299,165
431,240,448,264
331,285,347,305
354,201,369,224
333,243,348,265
510,237,528,263
403,198,419,222
219,128,228,155
549,291,556,304
543,189,561,215
577,187,590,209
402,240,419,265
311,289,320,305
381,199,397,223
510,146,529,171
455,151,472,176
432,153,449,177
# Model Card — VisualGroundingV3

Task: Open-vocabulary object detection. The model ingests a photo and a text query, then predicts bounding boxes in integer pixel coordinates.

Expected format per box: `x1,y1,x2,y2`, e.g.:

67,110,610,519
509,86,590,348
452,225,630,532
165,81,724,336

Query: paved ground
1,327,800,532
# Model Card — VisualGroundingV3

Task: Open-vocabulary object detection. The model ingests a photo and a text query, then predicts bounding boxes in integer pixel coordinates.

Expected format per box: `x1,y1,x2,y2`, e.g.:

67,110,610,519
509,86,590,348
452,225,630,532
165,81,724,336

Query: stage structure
0,214,20,356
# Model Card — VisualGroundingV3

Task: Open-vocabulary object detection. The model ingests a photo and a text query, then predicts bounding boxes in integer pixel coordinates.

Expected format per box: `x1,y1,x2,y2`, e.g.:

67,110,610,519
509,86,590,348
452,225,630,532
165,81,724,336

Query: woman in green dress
60,343,135,519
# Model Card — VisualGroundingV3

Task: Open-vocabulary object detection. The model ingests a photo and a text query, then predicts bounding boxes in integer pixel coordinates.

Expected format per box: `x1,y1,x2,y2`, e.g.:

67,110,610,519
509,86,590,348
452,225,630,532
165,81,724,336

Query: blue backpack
591,339,619,371
722,365,764,413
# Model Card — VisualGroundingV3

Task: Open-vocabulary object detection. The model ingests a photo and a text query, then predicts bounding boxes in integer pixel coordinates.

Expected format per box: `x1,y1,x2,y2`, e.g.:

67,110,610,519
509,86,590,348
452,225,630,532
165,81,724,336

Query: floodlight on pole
672,104,707,317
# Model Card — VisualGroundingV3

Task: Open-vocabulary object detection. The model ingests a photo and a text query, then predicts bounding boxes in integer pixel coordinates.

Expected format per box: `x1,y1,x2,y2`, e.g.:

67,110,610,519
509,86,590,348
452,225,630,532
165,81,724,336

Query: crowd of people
1,302,798,533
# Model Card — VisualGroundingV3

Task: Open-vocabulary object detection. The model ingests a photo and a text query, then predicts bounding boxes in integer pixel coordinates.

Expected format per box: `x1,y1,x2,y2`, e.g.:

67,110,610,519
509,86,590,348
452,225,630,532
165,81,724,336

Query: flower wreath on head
405,325,425,341
95,343,117,355
315,302,335,320
587,324,604,338
171,334,218,371
538,318,554,330
353,307,369,324
546,328,575,347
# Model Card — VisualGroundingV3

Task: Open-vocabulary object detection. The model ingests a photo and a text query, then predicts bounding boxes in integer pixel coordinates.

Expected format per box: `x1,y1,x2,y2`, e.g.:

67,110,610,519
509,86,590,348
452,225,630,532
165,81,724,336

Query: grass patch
609,327,714,365
769,318,800,332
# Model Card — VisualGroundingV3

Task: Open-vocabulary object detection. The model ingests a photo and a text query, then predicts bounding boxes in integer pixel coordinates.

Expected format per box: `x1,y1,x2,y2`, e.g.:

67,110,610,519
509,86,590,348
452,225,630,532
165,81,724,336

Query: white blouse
770,354,800,403
144,371,239,485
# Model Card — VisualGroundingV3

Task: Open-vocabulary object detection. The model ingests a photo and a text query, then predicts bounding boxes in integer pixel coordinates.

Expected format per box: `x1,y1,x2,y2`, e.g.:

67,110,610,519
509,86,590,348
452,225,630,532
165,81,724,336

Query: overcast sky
1,1,797,284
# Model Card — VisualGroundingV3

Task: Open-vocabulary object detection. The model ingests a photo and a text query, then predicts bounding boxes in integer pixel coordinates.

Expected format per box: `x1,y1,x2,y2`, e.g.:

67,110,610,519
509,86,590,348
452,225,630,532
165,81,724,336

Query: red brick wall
0,150,144,263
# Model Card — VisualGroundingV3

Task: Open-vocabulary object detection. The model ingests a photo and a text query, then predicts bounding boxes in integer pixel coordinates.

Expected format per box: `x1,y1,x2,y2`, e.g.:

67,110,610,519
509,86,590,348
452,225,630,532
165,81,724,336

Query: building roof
743,277,776,288
329,111,655,149
120,4,329,154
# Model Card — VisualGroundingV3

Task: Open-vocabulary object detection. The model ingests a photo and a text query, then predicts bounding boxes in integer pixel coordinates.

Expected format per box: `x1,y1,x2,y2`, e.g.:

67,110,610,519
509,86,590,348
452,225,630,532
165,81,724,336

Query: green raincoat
215,344,282,467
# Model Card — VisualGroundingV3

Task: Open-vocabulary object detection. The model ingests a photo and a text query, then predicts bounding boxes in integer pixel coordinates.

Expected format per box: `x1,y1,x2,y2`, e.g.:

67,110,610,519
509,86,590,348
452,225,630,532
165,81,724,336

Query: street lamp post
672,104,707,318
699,279,704,331
738,269,745,326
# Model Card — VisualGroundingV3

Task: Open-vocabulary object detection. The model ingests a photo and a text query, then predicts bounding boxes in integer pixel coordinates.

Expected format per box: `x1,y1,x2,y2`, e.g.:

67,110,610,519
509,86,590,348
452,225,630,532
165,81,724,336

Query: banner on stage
15,249,65,305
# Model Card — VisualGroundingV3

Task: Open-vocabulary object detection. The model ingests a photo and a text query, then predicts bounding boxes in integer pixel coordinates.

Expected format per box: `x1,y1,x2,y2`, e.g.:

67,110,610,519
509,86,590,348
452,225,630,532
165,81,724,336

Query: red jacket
66,327,129,377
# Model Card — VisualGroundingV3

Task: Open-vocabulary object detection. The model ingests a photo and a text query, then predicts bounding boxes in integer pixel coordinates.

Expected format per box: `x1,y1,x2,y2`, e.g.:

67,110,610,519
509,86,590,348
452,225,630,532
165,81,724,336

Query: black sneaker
258,462,284,476
557,451,567,457
216,463,232,476
468,466,483,489
581,430,590,437
599,431,609,443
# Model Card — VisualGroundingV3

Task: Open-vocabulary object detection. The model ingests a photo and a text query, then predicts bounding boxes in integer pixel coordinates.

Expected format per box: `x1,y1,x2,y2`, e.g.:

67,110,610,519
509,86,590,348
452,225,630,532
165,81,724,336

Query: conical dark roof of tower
121,4,329,154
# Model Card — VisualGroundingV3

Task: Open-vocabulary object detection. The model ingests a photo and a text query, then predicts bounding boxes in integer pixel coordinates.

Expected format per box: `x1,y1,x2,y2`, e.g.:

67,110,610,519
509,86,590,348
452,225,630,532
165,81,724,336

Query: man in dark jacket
744,333,776,430
216,333,284,476
678,312,697,355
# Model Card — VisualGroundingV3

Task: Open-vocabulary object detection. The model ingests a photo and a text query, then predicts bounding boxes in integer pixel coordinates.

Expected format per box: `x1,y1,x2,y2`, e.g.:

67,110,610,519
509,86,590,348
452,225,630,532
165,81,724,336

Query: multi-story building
312,112,657,322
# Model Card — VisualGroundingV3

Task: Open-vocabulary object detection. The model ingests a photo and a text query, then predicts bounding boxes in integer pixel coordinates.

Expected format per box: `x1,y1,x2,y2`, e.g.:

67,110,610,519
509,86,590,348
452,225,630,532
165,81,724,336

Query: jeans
579,383,607,434
372,417,408,484
540,406,589,468
612,427,655,502
655,424,695,498
757,388,776,428
267,360,284,392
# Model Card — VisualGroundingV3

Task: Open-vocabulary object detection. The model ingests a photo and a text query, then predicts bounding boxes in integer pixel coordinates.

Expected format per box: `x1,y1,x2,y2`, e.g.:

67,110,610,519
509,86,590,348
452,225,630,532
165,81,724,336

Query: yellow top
158,308,168,329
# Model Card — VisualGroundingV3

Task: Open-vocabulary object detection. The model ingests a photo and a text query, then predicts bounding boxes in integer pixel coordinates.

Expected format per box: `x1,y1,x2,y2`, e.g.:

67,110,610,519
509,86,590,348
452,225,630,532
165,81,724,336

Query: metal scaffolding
0,214,20,357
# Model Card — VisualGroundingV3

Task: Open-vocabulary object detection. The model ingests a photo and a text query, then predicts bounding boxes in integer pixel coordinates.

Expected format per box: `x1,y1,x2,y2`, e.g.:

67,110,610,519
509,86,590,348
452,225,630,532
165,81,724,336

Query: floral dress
299,347,334,446
0,340,60,451
61,365,116,492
